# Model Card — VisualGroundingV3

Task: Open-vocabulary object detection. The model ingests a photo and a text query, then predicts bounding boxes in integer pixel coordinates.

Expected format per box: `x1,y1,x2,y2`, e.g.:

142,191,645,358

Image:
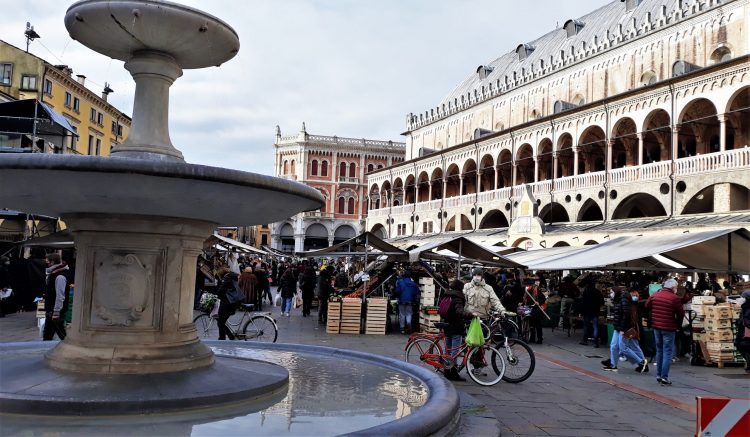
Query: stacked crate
326,300,342,334
340,298,362,334
699,298,744,368
365,298,388,335
419,277,440,334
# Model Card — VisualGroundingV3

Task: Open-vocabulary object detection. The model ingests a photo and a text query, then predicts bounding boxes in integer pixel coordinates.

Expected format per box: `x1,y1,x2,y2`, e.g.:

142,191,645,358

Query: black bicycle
483,310,536,383
193,303,278,342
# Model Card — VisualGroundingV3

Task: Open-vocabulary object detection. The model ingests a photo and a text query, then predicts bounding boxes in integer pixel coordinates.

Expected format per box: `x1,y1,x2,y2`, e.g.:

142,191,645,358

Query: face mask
632,296,638,302
609,291,615,299
473,276,482,284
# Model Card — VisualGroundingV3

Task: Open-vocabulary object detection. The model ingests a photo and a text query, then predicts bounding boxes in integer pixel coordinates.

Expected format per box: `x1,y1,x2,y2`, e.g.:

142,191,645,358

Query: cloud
1,0,604,174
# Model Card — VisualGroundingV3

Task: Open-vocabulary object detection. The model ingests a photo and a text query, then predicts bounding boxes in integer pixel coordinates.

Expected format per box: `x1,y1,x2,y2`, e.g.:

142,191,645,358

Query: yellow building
0,39,130,155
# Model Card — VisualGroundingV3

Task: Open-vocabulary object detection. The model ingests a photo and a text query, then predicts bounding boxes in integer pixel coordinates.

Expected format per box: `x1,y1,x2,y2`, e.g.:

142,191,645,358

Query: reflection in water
1,346,428,436
198,347,428,436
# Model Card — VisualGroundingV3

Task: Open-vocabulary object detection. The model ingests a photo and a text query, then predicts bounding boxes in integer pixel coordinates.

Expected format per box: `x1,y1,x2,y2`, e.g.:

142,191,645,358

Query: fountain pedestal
45,215,215,374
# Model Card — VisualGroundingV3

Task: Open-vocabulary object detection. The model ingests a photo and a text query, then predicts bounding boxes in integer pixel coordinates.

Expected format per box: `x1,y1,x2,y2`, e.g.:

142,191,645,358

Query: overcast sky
2,0,604,174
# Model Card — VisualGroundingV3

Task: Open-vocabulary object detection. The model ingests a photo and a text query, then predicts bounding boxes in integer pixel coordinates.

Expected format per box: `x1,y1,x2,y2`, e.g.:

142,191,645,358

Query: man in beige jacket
463,267,512,318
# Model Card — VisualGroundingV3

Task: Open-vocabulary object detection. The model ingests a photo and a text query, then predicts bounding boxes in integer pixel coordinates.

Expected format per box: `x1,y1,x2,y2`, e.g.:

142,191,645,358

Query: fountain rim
0,153,325,206
1,340,460,436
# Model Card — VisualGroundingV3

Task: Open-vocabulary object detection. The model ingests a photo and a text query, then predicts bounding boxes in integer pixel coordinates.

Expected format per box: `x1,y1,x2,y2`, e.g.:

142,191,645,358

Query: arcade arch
612,193,667,219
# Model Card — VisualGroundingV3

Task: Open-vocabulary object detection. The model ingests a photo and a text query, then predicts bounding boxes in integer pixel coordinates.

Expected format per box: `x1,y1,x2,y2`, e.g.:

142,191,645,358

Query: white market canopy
204,233,269,256
298,232,408,258
507,228,750,272
407,236,525,268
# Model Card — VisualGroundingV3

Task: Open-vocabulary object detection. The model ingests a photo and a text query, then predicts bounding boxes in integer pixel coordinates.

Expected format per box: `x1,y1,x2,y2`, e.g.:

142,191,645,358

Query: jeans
583,315,599,344
445,335,463,359
398,303,413,331
610,331,645,366
281,297,293,314
654,329,676,379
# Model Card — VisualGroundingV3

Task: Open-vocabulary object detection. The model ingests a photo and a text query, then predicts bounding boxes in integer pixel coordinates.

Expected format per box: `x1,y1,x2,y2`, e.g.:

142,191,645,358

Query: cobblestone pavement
3,300,748,437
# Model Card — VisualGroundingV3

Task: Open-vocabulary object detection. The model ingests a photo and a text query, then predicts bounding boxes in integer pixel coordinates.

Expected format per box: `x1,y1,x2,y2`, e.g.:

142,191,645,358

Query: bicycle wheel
193,313,217,339
480,320,491,341
499,339,535,383
405,338,443,373
466,345,505,386
242,315,278,343
520,318,531,343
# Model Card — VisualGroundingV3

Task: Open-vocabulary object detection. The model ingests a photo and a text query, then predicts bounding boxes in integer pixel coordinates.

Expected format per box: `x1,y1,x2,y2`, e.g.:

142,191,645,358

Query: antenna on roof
24,22,41,53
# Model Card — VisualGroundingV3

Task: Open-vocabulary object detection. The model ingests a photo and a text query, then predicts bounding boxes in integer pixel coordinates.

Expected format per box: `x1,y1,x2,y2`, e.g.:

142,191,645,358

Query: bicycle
193,303,278,342
484,310,536,383
404,322,506,386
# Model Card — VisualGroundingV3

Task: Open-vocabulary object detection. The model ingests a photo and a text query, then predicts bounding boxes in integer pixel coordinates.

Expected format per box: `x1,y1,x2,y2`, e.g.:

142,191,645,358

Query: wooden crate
706,318,732,330
365,298,388,335
706,329,733,342
340,299,362,334
706,304,732,320
326,301,342,334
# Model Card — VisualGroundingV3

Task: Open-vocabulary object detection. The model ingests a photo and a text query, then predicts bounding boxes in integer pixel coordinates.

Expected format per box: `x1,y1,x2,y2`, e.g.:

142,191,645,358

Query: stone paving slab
3,303,747,436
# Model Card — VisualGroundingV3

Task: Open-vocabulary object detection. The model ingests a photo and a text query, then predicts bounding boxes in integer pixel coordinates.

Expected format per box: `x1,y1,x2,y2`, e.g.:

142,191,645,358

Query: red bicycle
404,322,506,386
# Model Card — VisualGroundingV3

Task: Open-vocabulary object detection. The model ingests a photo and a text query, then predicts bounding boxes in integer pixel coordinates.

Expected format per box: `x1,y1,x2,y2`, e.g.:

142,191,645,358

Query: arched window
710,46,732,64
377,164,383,169
290,160,295,173
347,198,355,214
311,160,318,176
367,164,374,173
321,160,328,176
349,162,356,178
639,71,657,86
338,197,345,214
283,160,288,174
375,198,380,209
339,162,347,177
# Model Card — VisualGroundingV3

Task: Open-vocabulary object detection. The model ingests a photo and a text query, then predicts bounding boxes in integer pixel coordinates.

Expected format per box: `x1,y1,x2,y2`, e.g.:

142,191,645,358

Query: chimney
102,82,113,101
76,74,86,86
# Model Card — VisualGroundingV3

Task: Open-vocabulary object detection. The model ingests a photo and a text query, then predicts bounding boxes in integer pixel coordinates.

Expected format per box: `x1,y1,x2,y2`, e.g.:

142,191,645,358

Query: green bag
465,317,485,347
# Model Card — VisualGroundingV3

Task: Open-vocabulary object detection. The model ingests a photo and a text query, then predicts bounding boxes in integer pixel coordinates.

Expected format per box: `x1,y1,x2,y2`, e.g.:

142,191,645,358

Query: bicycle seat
240,303,255,311
433,322,450,329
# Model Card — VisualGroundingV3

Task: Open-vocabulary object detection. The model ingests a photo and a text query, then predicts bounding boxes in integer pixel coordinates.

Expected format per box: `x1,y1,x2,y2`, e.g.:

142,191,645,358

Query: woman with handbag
215,268,241,340
603,285,649,373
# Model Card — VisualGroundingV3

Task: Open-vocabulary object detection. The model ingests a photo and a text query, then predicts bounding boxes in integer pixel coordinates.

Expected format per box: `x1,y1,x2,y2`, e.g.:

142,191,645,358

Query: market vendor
393,270,420,334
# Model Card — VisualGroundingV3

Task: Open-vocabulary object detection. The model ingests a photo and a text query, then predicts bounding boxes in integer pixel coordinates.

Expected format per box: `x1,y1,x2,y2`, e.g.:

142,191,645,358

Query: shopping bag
210,301,220,319
465,317,485,347
274,292,281,307
294,293,303,309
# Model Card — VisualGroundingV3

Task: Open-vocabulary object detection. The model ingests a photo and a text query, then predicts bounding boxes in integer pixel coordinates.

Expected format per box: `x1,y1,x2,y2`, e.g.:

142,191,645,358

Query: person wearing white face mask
463,267,512,319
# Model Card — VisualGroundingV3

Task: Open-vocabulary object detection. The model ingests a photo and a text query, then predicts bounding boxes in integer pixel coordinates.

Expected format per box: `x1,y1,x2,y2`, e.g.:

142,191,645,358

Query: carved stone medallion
93,253,151,327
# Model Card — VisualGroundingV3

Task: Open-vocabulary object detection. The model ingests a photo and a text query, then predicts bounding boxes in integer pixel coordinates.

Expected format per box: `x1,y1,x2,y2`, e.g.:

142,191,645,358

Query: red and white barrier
696,396,750,437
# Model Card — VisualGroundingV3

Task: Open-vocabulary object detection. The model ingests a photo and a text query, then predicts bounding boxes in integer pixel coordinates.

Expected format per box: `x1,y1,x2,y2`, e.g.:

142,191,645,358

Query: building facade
365,0,750,249
0,39,130,156
271,124,405,253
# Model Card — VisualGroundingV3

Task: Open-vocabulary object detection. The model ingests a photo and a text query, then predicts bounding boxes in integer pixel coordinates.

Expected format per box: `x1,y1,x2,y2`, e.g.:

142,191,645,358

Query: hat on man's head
471,267,484,276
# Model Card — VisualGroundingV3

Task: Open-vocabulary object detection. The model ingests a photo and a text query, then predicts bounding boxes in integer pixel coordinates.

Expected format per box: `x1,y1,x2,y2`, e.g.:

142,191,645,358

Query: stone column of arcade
0,0,324,414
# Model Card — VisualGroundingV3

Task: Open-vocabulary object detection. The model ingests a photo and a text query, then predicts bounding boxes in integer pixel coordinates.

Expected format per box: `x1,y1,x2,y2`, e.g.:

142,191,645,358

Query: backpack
438,295,453,317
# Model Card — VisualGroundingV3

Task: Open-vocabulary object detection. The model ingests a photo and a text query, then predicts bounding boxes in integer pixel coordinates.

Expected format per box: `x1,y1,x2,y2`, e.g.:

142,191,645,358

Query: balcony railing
364,149,749,216
367,208,388,218
280,174,297,180
392,204,410,216
303,211,333,219
338,176,360,184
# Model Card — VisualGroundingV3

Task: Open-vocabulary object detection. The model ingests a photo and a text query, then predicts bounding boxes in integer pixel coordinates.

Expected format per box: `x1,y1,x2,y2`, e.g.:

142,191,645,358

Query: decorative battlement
275,124,405,152
404,0,732,132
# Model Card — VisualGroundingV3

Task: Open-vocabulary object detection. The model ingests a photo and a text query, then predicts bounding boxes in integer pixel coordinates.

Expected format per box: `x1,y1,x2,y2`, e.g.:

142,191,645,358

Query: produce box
706,304,732,320
706,329,733,342
693,332,705,342
340,299,362,334
692,304,707,317
692,295,716,305
706,318,732,330
419,277,434,286
365,298,387,335
326,301,342,334
707,341,735,352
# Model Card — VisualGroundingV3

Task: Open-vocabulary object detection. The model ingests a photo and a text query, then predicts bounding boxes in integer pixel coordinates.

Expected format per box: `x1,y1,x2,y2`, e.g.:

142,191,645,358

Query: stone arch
334,224,356,244
557,133,574,177
479,154,495,192
445,215,456,232
511,237,531,248
460,214,473,231
537,138,553,181
380,180,391,208
553,241,570,247
642,109,671,164
479,210,509,229
682,183,750,215
417,171,430,202
610,117,638,168
304,223,330,251
393,177,404,206
710,46,732,64
339,161,347,177
290,160,296,174
311,159,318,176
578,125,606,173
516,144,535,184
369,183,380,210
430,168,444,200
370,223,387,239
577,199,603,222
725,86,749,150
497,149,513,188
612,193,667,219
462,159,478,195
539,202,570,223
404,174,416,204
445,164,460,198
321,160,329,176
678,98,719,157
583,240,598,245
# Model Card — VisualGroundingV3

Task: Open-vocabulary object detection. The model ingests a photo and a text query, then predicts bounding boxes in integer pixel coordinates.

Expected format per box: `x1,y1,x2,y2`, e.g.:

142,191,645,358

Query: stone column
573,147,580,176
637,132,644,166
476,170,482,193
718,114,727,152
328,235,335,247
713,183,731,213
553,152,559,179
45,215,215,374
428,183,433,201
459,175,464,196
415,185,420,204
442,179,448,199
294,233,305,253
606,139,614,173
512,162,518,187
671,125,680,160
533,158,539,183
494,166,499,189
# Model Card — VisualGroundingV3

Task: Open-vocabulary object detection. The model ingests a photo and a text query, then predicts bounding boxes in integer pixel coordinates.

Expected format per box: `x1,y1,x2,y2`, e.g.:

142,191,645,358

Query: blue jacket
394,277,420,304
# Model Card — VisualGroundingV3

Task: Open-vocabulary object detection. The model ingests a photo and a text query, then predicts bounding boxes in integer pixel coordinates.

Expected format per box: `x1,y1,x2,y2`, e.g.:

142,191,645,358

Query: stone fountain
0,1,459,433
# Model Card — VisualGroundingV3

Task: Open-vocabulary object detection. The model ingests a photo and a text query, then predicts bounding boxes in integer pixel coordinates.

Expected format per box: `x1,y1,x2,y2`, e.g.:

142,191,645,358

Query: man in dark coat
579,280,604,347
299,265,317,317
43,253,71,340
646,278,685,385
215,269,240,340
318,266,334,324
441,279,471,381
